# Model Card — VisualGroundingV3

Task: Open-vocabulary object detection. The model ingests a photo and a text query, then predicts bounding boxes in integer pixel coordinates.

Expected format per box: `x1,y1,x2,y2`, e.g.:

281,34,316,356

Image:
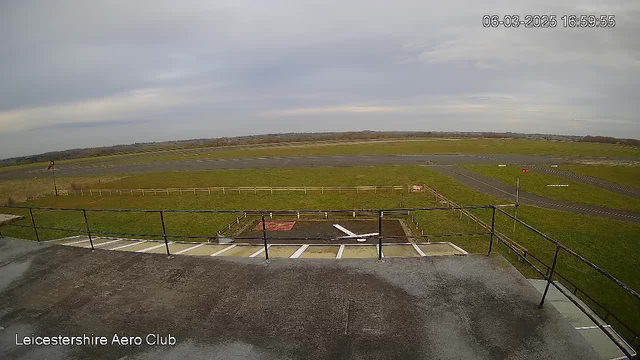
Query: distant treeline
579,136,640,146
0,131,634,167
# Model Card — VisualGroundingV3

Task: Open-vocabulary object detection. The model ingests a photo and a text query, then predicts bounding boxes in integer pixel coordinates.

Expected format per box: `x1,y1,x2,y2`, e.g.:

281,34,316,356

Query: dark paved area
238,219,407,244
0,237,598,360
0,153,621,180
432,166,640,223
531,166,640,200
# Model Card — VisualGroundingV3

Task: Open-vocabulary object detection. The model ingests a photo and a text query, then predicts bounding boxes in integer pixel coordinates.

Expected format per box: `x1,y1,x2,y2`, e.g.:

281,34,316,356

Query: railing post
82,210,94,250
159,211,170,256
378,210,383,260
28,208,40,244
539,244,561,308
261,213,269,261
488,206,496,255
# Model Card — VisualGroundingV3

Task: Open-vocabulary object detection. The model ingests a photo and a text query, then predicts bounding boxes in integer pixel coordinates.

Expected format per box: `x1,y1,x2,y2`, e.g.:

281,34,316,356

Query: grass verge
463,165,640,212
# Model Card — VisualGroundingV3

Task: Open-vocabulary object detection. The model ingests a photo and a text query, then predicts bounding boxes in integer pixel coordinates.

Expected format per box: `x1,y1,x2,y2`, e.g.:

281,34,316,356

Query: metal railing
65,185,416,196
0,202,637,358
421,185,638,358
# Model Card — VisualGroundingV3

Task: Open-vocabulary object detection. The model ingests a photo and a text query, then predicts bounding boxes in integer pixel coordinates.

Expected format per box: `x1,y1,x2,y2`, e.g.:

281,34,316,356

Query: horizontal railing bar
0,205,495,213
495,206,640,302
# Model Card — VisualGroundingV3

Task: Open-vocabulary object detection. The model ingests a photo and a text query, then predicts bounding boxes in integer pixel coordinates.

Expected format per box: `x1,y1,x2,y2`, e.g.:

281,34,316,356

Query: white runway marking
65,238,91,246
174,243,205,255
210,244,236,256
111,240,147,250
249,245,271,257
290,245,309,258
333,224,376,242
336,245,345,259
136,242,172,253
412,243,427,257
85,238,122,249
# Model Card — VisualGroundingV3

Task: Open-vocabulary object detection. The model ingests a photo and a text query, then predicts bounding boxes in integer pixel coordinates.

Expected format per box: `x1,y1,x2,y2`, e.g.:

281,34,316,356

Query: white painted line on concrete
336,245,345,259
210,244,236,257
412,243,427,257
249,245,271,258
575,325,611,330
448,242,468,255
333,224,356,236
85,238,122,249
111,240,147,250
174,243,205,255
290,245,309,258
65,238,91,246
47,235,84,243
137,242,172,253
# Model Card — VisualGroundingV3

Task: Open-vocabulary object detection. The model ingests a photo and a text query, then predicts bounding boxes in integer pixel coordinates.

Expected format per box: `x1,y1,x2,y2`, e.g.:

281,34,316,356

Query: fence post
28,208,40,244
539,245,561,308
159,211,170,256
378,210,383,260
261,213,269,261
488,206,496,255
82,210,94,250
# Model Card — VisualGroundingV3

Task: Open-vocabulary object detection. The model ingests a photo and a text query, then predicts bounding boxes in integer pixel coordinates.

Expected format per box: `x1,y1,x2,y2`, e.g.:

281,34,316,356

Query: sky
1,0,639,158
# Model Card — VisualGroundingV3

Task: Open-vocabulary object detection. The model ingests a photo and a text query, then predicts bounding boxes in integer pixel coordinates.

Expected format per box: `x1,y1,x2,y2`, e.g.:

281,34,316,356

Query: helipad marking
290,245,309,258
210,244,236,257
137,242,172,253
112,240,147,250
174,243,205,255
336,245,345,259
333,224,374,242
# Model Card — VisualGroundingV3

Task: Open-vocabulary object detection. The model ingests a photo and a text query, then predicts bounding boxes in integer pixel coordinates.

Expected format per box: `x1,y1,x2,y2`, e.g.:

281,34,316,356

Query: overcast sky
1,1,639,158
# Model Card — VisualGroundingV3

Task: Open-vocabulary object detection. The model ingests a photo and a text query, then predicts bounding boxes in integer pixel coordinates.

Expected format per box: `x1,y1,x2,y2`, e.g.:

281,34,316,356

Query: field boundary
65,185,421,196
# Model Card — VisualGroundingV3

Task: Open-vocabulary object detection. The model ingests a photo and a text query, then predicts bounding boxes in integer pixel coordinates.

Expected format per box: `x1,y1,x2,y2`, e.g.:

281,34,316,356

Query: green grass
463,165,640,212
1,165,638,339
563,165,640,190
95,166,435,189
91,139,640,166
5,138,637,171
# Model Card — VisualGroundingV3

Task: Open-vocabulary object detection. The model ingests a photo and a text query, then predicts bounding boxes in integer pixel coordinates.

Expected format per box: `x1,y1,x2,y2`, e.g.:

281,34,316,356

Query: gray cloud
1,0,639,158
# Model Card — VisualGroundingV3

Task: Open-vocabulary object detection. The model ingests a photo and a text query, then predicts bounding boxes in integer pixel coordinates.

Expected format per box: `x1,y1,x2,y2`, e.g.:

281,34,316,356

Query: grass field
3,138,640,172
463,165,640,212
0,175,126,205
562,165,640,190
1,165,638,340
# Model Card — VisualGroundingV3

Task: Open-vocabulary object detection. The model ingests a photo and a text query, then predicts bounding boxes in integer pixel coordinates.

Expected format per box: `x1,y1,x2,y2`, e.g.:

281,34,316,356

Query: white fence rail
66,185,421,196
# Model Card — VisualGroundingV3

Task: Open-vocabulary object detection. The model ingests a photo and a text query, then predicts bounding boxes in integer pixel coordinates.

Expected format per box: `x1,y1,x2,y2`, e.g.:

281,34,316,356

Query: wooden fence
66,185,422,196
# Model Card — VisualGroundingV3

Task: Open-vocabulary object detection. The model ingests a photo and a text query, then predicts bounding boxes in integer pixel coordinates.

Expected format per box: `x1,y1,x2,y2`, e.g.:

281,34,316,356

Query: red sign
522,169,529,173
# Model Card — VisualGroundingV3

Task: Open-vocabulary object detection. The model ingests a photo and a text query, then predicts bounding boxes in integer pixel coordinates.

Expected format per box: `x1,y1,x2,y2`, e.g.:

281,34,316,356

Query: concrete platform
528,279,636,359
0,237,599,359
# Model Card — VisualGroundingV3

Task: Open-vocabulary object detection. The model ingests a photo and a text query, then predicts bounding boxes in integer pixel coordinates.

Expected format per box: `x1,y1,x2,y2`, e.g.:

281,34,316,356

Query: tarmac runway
3,153,639,222
432,166,640,224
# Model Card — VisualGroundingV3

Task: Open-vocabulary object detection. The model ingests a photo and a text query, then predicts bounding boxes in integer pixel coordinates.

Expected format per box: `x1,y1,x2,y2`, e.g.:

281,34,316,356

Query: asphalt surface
531,165,640,200
432,166,640,223
0,237,598,360
0,153,614,180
